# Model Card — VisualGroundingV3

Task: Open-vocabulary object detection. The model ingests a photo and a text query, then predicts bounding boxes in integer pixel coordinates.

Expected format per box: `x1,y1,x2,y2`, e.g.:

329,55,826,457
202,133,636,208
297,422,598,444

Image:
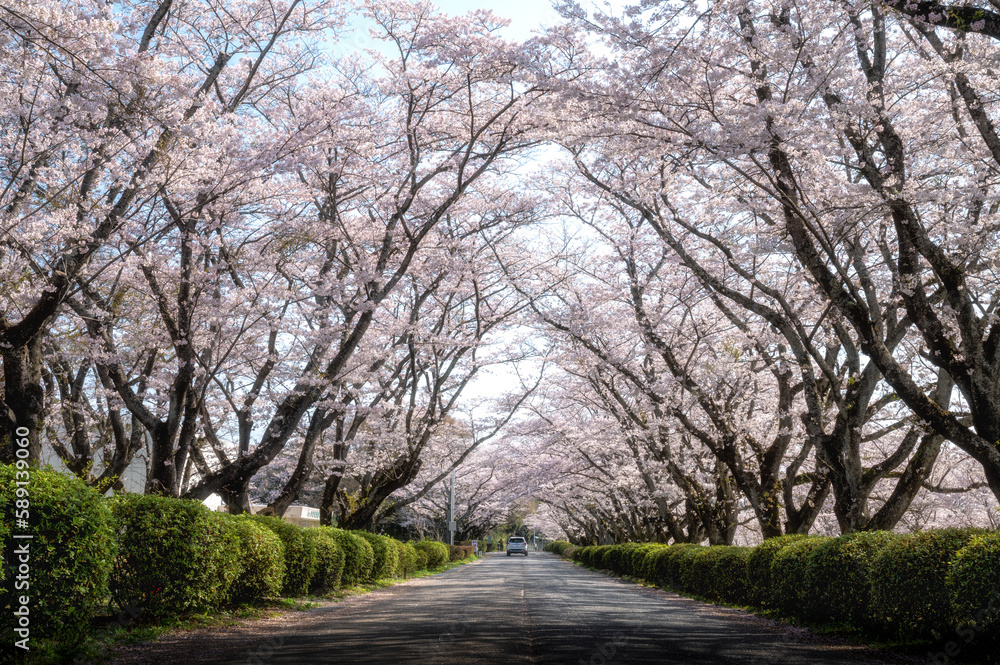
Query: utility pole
447,469,456,545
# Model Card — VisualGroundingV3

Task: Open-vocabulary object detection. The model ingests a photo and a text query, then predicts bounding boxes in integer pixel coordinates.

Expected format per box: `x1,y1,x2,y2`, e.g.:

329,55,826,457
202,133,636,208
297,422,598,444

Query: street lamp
447,469,456,545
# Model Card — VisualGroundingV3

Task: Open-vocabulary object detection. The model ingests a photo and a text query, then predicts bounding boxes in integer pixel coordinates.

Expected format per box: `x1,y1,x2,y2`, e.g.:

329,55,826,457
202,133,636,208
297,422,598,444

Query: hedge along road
110,553,925,665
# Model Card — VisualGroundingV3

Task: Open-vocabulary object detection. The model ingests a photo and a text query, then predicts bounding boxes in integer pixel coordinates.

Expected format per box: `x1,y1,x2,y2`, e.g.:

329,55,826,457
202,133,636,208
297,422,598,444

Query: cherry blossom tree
13,0,1000,543
386,434,542,540
33,0,547,511
537,0,980,533
0,0,341,465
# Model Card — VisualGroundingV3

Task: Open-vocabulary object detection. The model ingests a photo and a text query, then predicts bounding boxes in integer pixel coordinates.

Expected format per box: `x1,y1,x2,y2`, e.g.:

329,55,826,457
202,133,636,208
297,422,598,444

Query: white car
506,536,528,556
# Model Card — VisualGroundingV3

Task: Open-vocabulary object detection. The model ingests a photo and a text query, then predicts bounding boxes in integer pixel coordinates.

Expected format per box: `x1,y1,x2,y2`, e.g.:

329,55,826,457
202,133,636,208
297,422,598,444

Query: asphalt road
142,552,925,665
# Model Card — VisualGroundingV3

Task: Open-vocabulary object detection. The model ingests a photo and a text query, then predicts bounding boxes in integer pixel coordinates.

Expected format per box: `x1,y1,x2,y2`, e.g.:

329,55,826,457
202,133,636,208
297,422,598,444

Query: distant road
108,552,926,665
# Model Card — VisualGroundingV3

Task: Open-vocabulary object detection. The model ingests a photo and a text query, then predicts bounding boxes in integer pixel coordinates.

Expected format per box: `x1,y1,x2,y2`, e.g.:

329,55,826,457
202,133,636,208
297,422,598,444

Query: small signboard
471,539,478,553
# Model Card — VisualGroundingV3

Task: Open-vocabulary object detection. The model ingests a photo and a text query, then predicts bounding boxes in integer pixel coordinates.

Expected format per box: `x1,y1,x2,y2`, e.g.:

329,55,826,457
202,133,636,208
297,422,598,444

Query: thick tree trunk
319,444,347,526
220,484,252,515
822,425,871,534
784,474,831,535
262,409,332,517
866,431,943,530
145,422,178,496
0,337,45,465
337,457,422,530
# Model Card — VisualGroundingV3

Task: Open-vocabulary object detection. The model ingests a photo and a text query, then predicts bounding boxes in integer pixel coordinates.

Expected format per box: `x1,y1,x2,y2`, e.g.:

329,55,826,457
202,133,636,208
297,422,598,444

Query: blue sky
433,0,566,39
333,0,570,58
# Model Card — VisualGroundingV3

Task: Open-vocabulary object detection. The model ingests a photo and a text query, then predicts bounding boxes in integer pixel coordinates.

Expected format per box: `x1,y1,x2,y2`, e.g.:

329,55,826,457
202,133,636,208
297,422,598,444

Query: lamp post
447,469,456,545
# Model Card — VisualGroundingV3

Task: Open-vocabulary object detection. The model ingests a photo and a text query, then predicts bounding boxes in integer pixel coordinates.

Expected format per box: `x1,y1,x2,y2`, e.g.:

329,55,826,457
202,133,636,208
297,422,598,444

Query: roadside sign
471,539,478,553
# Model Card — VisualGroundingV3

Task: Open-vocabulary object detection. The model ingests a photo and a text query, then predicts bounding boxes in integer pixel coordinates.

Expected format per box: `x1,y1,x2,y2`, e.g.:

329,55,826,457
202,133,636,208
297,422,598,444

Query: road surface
109,552,925,665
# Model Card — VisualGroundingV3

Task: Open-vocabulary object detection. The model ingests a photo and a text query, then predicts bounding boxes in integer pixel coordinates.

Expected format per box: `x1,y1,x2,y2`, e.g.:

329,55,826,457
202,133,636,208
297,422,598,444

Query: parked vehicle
506,536,528,556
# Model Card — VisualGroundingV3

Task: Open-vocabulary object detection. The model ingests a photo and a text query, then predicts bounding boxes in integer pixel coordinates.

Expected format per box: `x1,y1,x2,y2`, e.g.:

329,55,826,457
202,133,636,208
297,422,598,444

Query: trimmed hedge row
249,515,317,597
304,528,345,593
326,528,374,585
416,540,450,568
225,515,285,603
449,544,476,561
1,465,116,645
111,494,241,617
0,465,466,646
356,531,399,580
544,540,573,555
804,530,895,625
567,528,1000,641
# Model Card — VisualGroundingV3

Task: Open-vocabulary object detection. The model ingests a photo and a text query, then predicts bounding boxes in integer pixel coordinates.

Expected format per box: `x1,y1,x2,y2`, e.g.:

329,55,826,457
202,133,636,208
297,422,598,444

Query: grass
21,555,482,665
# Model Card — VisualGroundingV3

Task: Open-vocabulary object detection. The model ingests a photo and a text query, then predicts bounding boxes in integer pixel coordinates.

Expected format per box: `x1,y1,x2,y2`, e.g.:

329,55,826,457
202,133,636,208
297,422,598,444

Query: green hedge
678,546,713,593
746,534,809,607
639,545,673,583
415,540,450,569
627,544,661,578
250,515,317,597
769,537,829,617
305,528,345,594
602,544,633,574
356,532,399,580
578,545,607,569
576,538,806,607
325,528,374,585
213,516,246,601
413,548,429,571
805,531,898,624
676,546,711,595
544,540,573,555
223,515,285,603
110,494,238,617
576,542,691,586
613,543,653,577
947,532,1000,639
1,465,116,643
663,543,702,587
387,539,407,575
399,542,421,577
682,547,732,599
871,529,985,638
711,546,753,605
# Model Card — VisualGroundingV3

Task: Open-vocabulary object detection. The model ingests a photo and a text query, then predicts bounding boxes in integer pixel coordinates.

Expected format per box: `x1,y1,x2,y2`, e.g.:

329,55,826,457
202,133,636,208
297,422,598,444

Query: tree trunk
220,484,252,515
262,408,332,517
866,432,943,531
145,422,177,496
0,337,45,465
337,457,422,530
